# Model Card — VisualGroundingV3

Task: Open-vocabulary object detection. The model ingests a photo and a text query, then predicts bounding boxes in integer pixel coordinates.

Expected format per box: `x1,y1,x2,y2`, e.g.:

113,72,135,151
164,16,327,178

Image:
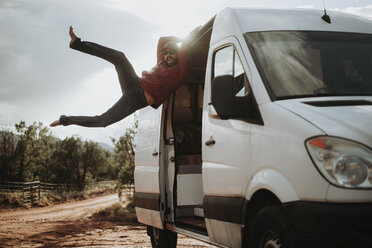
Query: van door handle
152,152,159,156
205,139,216,146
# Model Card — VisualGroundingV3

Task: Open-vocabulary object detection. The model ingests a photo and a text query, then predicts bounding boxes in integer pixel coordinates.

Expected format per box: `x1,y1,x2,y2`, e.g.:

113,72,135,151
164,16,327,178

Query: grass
0,188,117,208
0,189,138,224
94,195,137,223
0,192,25,208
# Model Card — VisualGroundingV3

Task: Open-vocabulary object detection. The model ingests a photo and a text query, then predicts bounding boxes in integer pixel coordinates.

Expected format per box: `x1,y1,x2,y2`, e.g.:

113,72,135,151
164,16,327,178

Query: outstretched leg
49,27,148,128
58,87,148,127
69,27,139,93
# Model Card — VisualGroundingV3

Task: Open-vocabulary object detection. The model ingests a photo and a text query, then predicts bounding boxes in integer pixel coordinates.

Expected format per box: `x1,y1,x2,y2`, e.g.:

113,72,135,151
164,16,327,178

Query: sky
1,0,372,145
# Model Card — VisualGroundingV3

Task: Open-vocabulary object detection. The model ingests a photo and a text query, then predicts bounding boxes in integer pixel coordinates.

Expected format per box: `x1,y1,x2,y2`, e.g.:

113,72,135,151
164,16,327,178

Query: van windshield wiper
276,92,372,100
313,86,372,97
313,92,372,97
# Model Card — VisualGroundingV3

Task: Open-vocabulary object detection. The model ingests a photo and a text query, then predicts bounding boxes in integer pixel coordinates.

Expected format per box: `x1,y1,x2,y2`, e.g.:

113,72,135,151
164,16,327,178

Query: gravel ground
0,193,216,248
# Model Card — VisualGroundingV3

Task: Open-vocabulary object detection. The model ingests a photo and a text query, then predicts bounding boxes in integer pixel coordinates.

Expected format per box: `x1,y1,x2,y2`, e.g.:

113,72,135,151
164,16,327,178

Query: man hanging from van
50,26,190,128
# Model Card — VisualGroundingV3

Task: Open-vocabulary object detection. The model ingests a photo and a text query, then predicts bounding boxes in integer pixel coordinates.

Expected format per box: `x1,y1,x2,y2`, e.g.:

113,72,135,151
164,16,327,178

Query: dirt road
0,194,215,247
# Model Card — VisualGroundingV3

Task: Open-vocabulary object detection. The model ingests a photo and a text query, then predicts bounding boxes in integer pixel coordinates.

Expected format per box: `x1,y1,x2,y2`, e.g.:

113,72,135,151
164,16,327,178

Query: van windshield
245,31,372,100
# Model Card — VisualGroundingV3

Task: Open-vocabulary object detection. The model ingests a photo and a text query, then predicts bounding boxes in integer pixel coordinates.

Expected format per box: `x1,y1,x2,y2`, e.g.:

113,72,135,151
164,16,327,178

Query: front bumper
283,201,372,248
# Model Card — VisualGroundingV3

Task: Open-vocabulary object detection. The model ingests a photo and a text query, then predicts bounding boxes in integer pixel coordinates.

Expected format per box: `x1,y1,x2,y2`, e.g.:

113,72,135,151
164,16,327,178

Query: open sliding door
134,105,164,229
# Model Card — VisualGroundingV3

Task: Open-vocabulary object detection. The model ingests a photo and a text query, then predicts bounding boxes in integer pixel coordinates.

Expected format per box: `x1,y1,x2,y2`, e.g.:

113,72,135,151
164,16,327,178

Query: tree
38,134,57,182
51,136,83,189
0,129,17,182
113,119,138,186
14,121,55,182
14,121,30,181
51,136,110,190
1,120,115,187
81,141,109,184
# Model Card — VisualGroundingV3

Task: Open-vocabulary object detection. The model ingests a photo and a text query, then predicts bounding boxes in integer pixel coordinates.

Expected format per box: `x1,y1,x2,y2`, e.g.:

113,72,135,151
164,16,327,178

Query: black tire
148,226,177,248
249,205,296,248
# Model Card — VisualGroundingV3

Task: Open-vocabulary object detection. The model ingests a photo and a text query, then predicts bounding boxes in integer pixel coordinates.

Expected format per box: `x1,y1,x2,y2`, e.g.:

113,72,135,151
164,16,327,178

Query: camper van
134,8,372,248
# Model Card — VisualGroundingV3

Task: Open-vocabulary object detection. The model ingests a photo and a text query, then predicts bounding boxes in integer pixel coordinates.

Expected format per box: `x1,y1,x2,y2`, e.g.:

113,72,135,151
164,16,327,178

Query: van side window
234,53,248,97
213,45,263,124
214,46,249,97
214,46,233,77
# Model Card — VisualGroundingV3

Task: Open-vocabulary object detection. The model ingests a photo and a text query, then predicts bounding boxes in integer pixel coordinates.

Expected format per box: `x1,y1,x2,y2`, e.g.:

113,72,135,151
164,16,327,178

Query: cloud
0,0,156,103
296,5,315,9
340,4,372,19
105,0,229,37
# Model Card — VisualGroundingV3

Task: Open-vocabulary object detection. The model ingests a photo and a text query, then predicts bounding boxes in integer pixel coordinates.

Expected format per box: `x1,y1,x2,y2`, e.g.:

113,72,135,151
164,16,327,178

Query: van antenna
321,0,331,23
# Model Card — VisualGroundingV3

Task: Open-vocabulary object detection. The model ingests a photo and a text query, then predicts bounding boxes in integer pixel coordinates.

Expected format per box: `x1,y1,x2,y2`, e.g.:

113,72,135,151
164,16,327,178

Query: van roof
210,8,372,44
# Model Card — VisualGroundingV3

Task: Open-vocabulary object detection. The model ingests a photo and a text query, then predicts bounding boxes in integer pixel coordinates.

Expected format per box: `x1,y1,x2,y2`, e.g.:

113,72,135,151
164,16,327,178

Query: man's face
163,48,178,67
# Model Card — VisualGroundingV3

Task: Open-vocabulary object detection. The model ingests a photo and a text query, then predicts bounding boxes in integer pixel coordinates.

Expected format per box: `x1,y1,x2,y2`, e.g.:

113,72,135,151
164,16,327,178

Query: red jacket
139,37,190,108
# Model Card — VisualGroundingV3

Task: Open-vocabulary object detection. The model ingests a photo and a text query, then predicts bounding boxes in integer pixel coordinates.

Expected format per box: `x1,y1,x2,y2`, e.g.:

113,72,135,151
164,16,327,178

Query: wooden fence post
29,184,33,205
1,180,118,205
38,183,40,202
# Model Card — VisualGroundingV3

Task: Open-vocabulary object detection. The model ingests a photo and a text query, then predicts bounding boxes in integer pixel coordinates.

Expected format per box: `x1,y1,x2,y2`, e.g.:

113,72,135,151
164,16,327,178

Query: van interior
162,19,213,234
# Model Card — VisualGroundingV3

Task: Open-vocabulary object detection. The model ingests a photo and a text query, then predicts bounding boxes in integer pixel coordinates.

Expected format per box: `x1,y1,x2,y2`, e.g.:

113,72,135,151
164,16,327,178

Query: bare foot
49,120,60,127
69,26,78,44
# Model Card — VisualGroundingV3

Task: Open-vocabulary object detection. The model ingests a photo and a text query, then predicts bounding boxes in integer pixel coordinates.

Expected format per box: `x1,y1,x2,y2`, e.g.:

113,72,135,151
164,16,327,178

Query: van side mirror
211,75,239,119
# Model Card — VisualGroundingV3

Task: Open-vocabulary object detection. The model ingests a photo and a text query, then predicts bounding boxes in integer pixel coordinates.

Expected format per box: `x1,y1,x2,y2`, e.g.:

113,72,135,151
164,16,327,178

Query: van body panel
211,10,272,106
246,169,299,202
233,8,372,34
134,105,163,227
210,8,372,57
201,35,252,245
134,166,160,193
210,8,244,46
202,37,253,197
251,103,330,201
202,161,249,196
275,97,372,147
135,207,163,230
177,174,204,205
205,218,242,248
326,185,372,202
135,105,163,173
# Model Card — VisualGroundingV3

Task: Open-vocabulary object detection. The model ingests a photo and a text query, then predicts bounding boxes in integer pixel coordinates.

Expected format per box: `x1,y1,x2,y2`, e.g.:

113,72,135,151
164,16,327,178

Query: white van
134,8,372,248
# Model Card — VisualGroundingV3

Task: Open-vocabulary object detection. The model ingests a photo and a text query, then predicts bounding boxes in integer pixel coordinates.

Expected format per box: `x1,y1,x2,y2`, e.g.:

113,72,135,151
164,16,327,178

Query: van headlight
306,136,372,188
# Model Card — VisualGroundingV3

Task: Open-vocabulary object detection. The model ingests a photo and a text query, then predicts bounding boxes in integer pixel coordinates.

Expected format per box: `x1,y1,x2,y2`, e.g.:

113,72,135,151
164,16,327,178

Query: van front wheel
147,226,177,248
249,205,296,248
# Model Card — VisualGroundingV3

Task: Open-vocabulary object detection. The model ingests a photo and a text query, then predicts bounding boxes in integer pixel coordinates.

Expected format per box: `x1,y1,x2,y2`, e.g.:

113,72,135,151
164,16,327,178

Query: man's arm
156,36,182,65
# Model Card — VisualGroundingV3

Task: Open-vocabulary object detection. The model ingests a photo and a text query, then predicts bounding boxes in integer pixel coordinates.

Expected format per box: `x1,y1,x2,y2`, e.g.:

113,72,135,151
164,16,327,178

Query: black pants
59,39,148,127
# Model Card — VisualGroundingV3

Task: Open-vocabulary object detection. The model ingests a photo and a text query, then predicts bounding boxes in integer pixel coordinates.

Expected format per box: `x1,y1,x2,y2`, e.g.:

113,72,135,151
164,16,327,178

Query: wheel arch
243,189,281,226
241,169,299,246
242,189,282,247
246,168,299,203
243,168,299,224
